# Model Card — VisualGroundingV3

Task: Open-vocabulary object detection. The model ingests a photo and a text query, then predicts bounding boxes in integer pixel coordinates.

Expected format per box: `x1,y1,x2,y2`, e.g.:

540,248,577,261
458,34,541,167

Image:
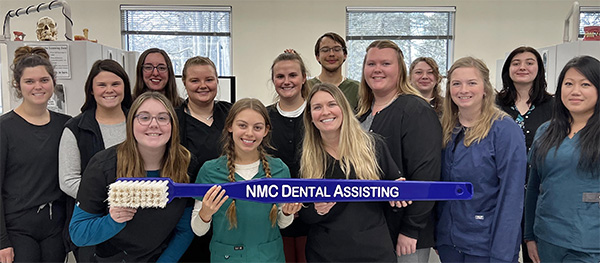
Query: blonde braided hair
258,147,278,227
224,140,238,229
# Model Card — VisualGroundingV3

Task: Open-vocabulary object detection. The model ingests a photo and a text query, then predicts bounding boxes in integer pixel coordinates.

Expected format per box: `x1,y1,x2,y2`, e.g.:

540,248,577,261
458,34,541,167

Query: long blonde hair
117,92,190,183
220,98,277,229
357,40,424,116
441,57,508,147
301,83,380,180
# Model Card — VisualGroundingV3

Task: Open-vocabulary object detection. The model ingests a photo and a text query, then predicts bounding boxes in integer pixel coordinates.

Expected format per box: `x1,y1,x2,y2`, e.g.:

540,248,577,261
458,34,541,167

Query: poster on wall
29,45,70,113
31,44,71,79
47,83,66,114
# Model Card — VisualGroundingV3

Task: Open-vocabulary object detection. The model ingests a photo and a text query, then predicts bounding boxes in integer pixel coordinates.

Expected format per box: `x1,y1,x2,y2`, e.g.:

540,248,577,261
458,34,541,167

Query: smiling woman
409,57,444,117
300,83,407,262
266,51,311,262
190,98,301,263
69,91,198,262
525,56,600,263
497,47,554,151
357,40,441,263
59,59,132,261
133,48,183,107
495,47,554,263
437,56,526,263
133,99,172,153
309,89,343,137
1,46,71,262
176,56,233,262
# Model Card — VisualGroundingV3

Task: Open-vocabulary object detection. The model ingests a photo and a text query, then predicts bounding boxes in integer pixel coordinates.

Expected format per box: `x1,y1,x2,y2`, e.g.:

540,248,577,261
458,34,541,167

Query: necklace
373,93,399,111
185,106,213,121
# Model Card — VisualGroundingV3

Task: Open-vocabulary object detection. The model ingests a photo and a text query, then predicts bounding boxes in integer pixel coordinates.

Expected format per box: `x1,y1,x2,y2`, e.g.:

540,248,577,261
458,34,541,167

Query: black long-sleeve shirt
267,104,309,237
266,104,304,179
300,137,399,262
176,100,232,166
1,110,71,249
358,94,442,249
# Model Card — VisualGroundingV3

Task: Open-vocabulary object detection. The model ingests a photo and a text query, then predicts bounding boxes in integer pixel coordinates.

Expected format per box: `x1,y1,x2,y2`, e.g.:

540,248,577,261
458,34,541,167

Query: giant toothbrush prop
108,177,473,208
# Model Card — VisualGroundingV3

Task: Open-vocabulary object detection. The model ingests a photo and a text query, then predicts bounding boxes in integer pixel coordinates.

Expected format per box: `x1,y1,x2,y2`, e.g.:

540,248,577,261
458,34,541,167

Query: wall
2,0,597,106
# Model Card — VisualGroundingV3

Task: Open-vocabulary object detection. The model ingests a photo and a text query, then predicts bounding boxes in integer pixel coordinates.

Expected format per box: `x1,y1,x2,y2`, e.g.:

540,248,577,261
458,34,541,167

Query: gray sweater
58,121,125,198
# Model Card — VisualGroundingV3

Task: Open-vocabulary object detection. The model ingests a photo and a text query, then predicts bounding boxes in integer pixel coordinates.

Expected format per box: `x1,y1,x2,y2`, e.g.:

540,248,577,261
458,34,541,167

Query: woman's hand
281,203,302,216
526,240,541,263
314,202,336,216
396,234,417,256
390,177,413,208
109,206,137,223
0,247,14,263
198,185,228,222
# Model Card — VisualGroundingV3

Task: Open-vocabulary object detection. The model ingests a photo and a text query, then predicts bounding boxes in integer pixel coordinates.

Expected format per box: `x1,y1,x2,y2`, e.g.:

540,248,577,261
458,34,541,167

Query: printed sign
31,44,71,79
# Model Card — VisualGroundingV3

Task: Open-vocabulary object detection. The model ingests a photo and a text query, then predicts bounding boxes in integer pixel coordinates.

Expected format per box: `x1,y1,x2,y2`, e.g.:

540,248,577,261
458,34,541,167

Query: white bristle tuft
108,180,169,208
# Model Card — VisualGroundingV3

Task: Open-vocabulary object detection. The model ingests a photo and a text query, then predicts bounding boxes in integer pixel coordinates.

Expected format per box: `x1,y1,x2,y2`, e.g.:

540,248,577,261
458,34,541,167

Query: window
121,5,231,76
346,7,455,81
579,6,600,38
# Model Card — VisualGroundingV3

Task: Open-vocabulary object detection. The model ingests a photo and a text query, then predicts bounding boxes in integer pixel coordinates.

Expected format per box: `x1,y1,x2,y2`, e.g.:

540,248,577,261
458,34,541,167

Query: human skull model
36,16,58,41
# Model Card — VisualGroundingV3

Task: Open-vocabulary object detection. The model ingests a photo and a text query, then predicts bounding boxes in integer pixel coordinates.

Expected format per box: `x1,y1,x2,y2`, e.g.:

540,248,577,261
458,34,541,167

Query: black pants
179,230,211,262
5,201,66,262
74,246,96,263
65,197,95,263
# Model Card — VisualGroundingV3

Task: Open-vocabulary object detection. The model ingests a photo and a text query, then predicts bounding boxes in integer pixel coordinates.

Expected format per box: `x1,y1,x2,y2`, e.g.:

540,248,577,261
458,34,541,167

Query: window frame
579,6,600,39
120,5,232,76
345,6,456,80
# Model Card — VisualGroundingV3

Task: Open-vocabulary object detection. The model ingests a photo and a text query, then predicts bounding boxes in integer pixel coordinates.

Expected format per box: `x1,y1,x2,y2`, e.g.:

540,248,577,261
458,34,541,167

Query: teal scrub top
196,156,290,262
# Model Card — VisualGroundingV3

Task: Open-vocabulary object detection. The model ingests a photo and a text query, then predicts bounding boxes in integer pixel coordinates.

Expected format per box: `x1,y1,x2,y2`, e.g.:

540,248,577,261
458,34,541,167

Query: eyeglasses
319,46,343,54
142,64,168,73
135,112,171,126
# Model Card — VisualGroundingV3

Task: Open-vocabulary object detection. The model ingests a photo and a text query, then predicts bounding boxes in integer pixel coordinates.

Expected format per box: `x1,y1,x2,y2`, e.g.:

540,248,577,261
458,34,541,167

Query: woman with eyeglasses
69,92,199,262
58,59,132,261
133,48,184,107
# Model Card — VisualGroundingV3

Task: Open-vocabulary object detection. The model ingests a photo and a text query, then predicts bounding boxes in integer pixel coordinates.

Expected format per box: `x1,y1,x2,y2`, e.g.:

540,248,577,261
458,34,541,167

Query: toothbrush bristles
108,180,169,208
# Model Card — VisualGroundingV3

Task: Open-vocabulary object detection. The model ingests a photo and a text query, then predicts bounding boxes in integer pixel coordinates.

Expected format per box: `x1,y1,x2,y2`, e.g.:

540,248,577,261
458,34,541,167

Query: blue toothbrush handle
170,182,213,200
168,179,473,203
